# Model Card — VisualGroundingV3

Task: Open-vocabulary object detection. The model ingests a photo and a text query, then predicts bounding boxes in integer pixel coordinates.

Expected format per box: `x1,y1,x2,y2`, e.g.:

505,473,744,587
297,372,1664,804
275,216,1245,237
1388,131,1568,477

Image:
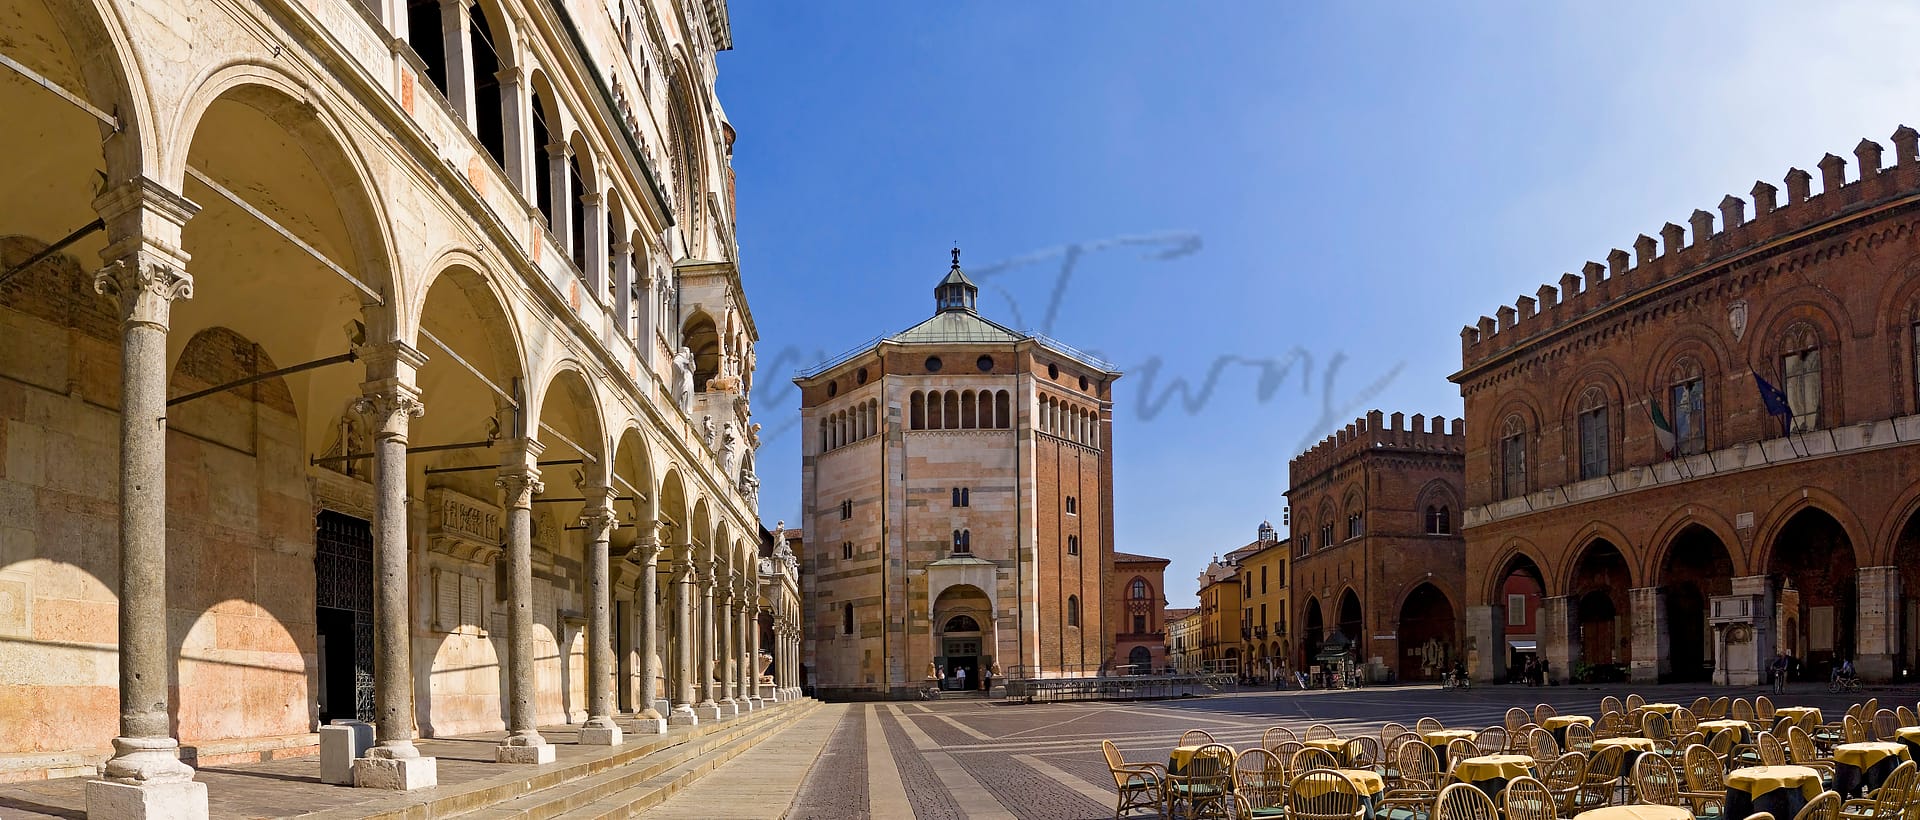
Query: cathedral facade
796,255,1120,699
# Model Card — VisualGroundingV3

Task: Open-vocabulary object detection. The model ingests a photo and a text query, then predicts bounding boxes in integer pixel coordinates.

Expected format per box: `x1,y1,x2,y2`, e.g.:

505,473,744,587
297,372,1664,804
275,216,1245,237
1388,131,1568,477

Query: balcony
1253,626,1267,639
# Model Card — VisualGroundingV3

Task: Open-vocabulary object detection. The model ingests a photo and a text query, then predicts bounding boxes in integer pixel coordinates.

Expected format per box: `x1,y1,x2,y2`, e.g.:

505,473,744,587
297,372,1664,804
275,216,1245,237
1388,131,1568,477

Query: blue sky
719,2,1920,606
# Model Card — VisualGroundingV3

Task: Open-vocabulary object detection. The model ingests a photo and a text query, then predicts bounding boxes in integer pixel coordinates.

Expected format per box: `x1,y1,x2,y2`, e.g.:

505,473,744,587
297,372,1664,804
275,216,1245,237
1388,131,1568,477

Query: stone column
546,142,572,239
439,0,475,125
612,241,634,342
695,559,722,720
1542,595,1576,686
581,191,608,299
85,179,210,820
629,526,666,734
667,543,699,726
1629,587,1667,684
1858,566,1900,681
1466,604,1497,682
1724,575,1777,686
716,576,738,716
351,349,437,790
496,66,531,196
634,268,655,370
577,485,622,746
495,447,554,763
740,576,758,708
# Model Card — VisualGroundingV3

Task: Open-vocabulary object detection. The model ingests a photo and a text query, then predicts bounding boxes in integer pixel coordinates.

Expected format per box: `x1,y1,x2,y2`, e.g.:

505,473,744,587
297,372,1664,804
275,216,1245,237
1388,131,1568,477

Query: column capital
354,383,426,441
93,255,193,330
494,64,524,86
581,191,604,207
496,463,544,509
546,142,573,159
613,241,634,256
93,175,198,263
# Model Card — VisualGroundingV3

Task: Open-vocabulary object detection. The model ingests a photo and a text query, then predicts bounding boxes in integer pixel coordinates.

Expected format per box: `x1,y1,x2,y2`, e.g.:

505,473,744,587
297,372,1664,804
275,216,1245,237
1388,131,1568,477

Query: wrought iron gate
316,511,376,722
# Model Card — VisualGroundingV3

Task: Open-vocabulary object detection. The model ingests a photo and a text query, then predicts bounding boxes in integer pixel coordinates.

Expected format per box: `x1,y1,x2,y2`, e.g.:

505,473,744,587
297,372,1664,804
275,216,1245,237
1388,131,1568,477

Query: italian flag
1649,399,1676,457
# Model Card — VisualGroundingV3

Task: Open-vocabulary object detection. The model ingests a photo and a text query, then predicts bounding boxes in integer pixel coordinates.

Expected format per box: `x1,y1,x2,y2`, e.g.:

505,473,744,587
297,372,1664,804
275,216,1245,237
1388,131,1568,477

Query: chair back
1874,708,1899,741
1672,706,1698,735
1708,726,1738,759
1756,694,1777,721
1435,782,1500,820
1843,714,1868,743
1599,695,1624,716
1101,740,1132,787
1175,742,1236,787
1865,698,1881,718
1543,751,1588,812
1711,696,1731,718
1785,726,1821,765
1586,745,1626,783
1527,727,1561,765
1304,722,1337,741
1563,722,1594,752
1290,746,1340,773
1872,760,1917,808
1180,729,1217,746
1643,711,1672,742
1506,707,1531,732
1626,693,1646,711
1898,705,1917,729
1396,736,1442,789
1757,731,1788,766
1502,774,1558,820
1744,814,1776,820
1690,695,1712,715
1790,790,1839,820
1445,738,1479,771
1599,712,1633,739
1533,703,1558,724
1344,735,1380,770
1417,716,1445,733
1270,739,1305,769
1287,768,1366,820
1380,721,1409,748
1235,747,1288,813
1631,751,1684,806
1682,743,1725,791
1263,725,1298,748
1476,726,1508,755
1733,697,1756,723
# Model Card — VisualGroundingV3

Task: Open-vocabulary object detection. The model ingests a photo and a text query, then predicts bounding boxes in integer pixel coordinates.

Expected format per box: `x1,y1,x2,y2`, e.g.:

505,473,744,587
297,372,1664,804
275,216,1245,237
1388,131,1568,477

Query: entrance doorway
315,511,375,723
943,638,980,690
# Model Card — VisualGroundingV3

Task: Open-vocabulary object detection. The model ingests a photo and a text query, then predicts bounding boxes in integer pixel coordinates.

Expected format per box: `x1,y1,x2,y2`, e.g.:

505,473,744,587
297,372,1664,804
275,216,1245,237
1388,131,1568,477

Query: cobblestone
788,705,869,820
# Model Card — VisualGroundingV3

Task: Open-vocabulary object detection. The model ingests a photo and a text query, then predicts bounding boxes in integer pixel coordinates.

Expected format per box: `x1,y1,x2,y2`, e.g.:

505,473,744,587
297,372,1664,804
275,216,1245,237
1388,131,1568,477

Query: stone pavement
638,702,846,818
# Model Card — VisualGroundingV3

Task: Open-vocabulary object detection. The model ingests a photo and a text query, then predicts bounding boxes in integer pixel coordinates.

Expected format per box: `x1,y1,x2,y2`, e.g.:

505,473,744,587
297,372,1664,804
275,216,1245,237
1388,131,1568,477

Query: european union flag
1754,374,1792,435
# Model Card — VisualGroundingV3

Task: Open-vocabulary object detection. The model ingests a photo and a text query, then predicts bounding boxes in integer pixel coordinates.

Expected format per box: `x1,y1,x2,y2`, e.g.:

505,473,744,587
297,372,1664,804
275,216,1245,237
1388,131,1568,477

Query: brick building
796,253,1122,698
1109,552,1171,673
1287,412,1467,683
1452,127,1920,685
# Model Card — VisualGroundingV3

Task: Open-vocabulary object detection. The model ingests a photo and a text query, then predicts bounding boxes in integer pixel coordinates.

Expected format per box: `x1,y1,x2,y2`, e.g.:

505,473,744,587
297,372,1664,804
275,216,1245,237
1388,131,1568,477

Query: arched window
1065,496,1077,515
952,487,962,507
960,488,970,507
842,602,854,636
1067,535,1080,555
1669,358,1707,455
943,615,980,633
1577,386,1610,480
1346,512,1363,540
928,391,943,430
1424,505,1452,535
961,390,977,428
1319,521,1334,549
1130,578,1150,600
1780,323,1822,433
1067,595,1080,627
911,391,925,430
1500,414,1528,499
953,530,970,555
996,391,1011,428
841,541,852,560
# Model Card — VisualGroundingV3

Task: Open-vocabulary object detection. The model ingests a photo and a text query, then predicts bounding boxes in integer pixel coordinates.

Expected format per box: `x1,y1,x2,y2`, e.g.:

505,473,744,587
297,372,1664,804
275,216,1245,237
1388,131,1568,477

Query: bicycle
1829,675,1860,694
1441,671,1470,691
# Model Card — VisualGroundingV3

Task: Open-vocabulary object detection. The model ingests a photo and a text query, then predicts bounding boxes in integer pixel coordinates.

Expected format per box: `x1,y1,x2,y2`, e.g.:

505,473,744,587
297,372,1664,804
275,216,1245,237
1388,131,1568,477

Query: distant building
796,252,1122,698
1165,608,1200,671
1237,522,1292,682
1110,553,1172,672
1288,412,1466,683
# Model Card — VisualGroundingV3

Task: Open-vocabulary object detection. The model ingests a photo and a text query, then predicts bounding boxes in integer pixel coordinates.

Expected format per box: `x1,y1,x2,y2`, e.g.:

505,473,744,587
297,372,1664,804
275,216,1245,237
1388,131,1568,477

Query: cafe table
1304,737,1352,765
1542,715,1593,745
1640,703,1681,716
1572,806,1691,820
1895,726,1920,762
1724,764,1822,819
1420,730,1478,768
1776,706,1823,725
1590,737,1656,777
1833,741,1909,798
1699,719,1753,744
1454,754,1537,798
1168,744,1234,778
1291,769,1385,816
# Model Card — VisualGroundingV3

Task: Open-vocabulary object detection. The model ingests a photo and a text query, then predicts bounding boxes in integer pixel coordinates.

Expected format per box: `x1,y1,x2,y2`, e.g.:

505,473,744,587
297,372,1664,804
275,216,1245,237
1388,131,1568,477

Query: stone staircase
310,699,820,820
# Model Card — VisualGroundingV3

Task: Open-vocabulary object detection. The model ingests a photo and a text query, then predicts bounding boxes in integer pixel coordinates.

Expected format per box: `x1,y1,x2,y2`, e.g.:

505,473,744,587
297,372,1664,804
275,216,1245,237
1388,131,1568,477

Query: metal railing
1003,672,1238,704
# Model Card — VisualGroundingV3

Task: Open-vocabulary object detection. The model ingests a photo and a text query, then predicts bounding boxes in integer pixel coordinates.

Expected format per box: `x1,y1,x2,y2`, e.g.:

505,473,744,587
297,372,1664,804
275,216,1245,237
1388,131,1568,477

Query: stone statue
738,470,758,505
720,423,739,474
700,414,716,450
672,345,694,408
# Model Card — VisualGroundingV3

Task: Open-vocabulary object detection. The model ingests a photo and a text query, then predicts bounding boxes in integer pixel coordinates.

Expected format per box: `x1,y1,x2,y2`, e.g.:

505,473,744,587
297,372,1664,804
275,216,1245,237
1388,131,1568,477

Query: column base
630,716,668,734
717,698,739,717
579,722,624,746
495,744,556,764
654,698,671,717
353,756,438,790
667,704,699,727
694,703,723,721
318,722,374,785
759,683,778,701
86,778,209,820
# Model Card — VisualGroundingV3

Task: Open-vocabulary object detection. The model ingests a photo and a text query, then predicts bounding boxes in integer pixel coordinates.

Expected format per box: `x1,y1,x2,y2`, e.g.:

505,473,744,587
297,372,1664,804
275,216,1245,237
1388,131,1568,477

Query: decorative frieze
426,487,503,564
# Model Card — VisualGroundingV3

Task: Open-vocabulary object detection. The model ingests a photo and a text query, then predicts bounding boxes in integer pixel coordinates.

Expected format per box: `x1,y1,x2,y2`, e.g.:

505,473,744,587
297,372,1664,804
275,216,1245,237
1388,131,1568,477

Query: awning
1507,640,1538,652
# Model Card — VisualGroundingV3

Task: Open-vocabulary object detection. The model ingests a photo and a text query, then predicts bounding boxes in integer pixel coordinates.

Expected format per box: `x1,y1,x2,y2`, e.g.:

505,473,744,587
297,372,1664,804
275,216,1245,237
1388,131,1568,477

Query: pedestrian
981,665,992,693
1523,657,1537,687
1539,658,1551,685
1771,651,1789,694
956,665,967,691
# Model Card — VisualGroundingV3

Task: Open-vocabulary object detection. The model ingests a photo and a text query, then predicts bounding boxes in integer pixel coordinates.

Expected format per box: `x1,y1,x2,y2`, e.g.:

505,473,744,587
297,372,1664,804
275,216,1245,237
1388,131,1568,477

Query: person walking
980,665,992,693
955,665,967,692
1771,651,1790,694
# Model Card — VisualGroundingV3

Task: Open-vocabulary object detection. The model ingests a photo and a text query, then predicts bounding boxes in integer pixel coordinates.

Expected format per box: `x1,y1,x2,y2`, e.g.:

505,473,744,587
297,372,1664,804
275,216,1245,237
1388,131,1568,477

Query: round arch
1567,535,1633,673
1751,490,1872,572
1654,523,1736,682
1396,582,1457,682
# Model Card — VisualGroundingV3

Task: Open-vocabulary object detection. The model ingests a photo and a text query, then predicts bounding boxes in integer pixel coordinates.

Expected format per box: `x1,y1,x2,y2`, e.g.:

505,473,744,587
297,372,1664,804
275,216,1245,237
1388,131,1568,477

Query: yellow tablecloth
1726,765,1823,801
1542,715,1593,730
1834,741,1909,770
1896,727,1920,744
1169,744,1233,775
1421,729,1478,745
1701,719,1751,735
1293,769,1385,798
1573,807,1692,820
1592,737,1655,752
1304,737,1350,763
1641,703,1680,715
1455,754,1537,783
1777,706,1822,724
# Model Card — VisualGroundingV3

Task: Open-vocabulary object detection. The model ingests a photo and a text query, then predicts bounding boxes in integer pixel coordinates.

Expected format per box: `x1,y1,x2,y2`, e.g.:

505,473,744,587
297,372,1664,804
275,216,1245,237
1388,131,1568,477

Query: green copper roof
888,310,1025,344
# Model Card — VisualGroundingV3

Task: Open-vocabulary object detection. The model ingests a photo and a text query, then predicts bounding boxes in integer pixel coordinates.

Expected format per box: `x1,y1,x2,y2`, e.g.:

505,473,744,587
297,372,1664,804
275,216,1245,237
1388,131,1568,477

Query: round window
976,355,994,372
856,367,868,385
1047,363,1059,380
1079,376,1090,391
826,381,837,397
925,356,943,373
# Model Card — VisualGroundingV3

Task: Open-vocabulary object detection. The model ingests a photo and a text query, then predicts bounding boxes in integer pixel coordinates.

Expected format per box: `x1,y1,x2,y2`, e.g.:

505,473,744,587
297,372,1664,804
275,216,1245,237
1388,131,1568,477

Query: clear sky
718,2,1920,607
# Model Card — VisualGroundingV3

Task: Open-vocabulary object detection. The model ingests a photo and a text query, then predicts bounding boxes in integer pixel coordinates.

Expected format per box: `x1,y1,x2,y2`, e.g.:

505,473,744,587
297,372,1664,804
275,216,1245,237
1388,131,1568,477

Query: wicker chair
1475,726,1508,756
1758,731,1789,766
1304,723,1338,741
1598,712,1634,740
1234,747,1288,819
1711,696,1732,719
1166,742,1236,820
1393,737,1443,790
1733,698,1757,725
1691,696,1712,716
1793,790,1841,820
1102,739,1169,819
1785,726,1836,779
1644,712,1676,755
1631,751,1686,807
1434,782,1500,820
1527,727,1561,766
1291,746,1341,773
1502,774,1559,820
1380,722,1410,748
1563,723,1594,753
1837,758,1915,820
1263,726,1298,748
1673,706,1700,735
1897,706,1917,729
1270,740,1306,769
1579,745,1628,809
1417,717,1445,733
1287,768,1367,820
1506,707,1532,733
1843,714,1868,744
1345,736,1381,772
1872,709,1899,742
1180,729,1217,746
1756,695,1777,723
1599,695,1624,716
1534,703,1558,724
1680,743,1727,818
1626,693,1646,712
1445,738,1479,773
1541,751,1590,814
1709,727,1740,761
